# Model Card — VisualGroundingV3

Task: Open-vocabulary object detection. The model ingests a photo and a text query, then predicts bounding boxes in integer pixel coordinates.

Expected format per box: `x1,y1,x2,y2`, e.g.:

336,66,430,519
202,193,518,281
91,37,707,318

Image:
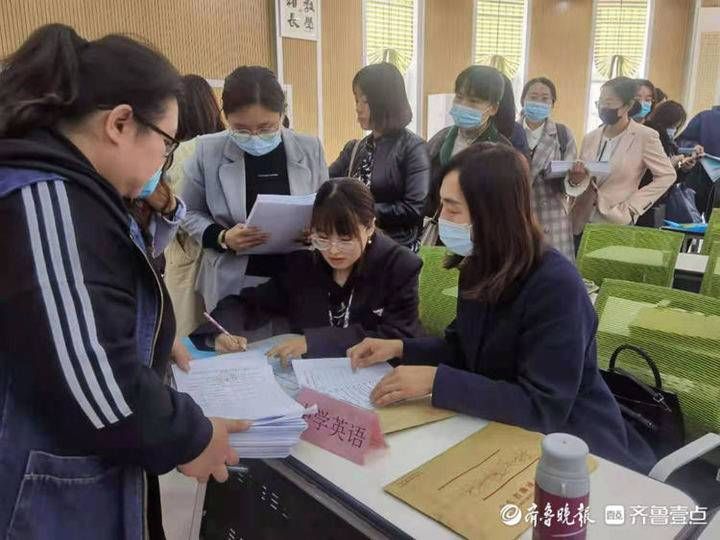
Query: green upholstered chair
595,279,720,438
417,246,459,337
577,224,684,288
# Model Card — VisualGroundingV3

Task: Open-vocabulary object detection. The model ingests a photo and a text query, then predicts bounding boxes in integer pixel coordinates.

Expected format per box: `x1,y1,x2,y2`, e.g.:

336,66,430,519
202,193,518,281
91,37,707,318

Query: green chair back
577,224,683,287
700,211,720,255
595,279,720,438
700,240,720,299
418,246,459,337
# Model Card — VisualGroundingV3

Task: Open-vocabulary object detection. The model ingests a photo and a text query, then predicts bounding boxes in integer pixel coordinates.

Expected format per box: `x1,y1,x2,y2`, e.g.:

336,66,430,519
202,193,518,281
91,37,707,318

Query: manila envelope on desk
376,396,456,434
385,422,598,540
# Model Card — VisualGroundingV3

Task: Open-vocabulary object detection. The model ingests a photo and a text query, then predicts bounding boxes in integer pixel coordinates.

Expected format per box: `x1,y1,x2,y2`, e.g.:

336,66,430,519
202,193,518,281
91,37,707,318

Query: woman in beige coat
164,75,225,337
567,77,676,236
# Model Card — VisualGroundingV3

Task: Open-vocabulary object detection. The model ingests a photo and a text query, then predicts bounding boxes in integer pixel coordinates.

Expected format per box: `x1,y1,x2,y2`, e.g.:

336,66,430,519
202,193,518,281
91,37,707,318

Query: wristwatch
218,229,229,250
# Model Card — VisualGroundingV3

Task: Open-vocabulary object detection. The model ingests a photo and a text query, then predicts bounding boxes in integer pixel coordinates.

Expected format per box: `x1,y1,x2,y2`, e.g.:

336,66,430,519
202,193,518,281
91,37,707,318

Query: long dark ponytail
0,24,181,138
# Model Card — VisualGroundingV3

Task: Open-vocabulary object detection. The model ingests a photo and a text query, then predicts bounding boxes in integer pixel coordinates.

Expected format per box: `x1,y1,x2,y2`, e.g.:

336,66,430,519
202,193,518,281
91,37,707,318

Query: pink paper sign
296,387,387,465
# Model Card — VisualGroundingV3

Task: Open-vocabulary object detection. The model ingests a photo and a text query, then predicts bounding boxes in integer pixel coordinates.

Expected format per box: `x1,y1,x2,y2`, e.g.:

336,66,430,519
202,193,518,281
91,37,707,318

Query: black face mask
599,107,622,126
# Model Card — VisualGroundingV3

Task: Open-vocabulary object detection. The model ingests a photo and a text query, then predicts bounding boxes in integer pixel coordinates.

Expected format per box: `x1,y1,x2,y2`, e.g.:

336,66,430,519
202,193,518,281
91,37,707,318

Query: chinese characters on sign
296,387,386,465
279,0,318,41
307,407,369,449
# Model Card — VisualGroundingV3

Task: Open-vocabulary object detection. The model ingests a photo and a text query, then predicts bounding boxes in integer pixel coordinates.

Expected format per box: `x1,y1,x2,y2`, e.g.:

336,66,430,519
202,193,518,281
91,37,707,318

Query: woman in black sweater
329,62,430,252
190,179,424,363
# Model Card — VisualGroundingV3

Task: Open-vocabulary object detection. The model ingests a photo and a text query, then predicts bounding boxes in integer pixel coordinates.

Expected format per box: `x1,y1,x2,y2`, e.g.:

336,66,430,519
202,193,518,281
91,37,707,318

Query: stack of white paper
545,160,611,179
173,354,308,458
292,357,393,409
244,193,316,255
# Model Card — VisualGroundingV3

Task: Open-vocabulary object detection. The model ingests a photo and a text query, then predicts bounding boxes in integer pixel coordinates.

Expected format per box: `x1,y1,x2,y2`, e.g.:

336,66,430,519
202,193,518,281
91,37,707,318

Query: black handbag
601,344,685,459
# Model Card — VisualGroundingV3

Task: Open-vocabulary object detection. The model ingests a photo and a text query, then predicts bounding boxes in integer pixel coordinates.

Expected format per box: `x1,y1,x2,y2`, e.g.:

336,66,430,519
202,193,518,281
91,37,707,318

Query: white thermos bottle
533,433,591,539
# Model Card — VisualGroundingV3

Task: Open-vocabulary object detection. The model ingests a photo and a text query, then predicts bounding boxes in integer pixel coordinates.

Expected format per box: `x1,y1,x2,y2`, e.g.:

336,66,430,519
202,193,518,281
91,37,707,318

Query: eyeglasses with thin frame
310,235,358,253
133,112,180,158
228,125,281,143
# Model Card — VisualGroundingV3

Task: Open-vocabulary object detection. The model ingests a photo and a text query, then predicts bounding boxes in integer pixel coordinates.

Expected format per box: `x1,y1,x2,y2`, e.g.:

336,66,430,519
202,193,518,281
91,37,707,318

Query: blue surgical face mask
138,168,162,199
439,218,473,256
231,130,282,156
666,128,677,140
523,101,551,123
450,104,485,129
633,100,652,120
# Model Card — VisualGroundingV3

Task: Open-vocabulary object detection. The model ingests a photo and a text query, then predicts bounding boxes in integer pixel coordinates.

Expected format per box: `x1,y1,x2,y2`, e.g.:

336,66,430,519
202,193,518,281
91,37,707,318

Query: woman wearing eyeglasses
189,179,423,363
0,25,247,539
181,66,328,312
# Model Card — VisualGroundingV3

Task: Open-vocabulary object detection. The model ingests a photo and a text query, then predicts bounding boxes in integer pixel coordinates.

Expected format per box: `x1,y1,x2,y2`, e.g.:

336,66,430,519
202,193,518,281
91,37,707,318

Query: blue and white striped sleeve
21,181,132,429
1,180,212,472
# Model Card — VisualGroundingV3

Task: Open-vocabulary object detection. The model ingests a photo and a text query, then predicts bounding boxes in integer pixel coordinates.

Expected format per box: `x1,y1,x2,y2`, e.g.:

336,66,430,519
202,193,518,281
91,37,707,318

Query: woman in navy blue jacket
349,143,656,474
0,24,245,539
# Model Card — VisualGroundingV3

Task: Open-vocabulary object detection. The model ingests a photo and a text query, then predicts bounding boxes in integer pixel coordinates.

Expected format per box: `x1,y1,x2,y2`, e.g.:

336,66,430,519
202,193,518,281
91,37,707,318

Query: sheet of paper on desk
384,422,598,540
292,357,392,409
243,193,316,255
545,160,611,179
173,357,302,420
376,396,457,434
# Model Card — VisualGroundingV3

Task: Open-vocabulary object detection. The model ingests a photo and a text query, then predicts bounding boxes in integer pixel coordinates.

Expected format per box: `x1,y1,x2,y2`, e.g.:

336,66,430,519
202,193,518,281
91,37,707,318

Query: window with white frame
586,0,651,132
472,0,528,106
364,0,422,134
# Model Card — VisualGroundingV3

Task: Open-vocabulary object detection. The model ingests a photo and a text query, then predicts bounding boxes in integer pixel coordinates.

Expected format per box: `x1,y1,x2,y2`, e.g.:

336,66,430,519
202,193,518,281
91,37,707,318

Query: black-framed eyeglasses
134,112,180,158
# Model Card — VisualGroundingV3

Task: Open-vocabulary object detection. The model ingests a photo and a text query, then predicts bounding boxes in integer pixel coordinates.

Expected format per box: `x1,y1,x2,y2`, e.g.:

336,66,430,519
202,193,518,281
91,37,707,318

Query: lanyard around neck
328,289,354,329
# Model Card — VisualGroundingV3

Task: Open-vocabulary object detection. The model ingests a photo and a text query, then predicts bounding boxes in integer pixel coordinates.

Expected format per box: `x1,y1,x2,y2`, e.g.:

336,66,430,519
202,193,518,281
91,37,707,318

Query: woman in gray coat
520,77,578,260
182,66,328,311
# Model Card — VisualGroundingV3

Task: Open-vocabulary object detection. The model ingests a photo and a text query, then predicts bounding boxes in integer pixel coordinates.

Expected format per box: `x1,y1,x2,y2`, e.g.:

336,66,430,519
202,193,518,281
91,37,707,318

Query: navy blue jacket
403,248,656,474
0,130,211,539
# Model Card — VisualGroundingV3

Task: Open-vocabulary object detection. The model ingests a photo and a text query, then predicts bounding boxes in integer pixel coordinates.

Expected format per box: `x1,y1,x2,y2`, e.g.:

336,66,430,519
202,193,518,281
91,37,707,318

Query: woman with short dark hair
190,178,423,361
0,24,244,539
348,143,657,474
176,74,226,142
181,65,328,311
633,78,656,123
424,65,513,218
329,62,430,252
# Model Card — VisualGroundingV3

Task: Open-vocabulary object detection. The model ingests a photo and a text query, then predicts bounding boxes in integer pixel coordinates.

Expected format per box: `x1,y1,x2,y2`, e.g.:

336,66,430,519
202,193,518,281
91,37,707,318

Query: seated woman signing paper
348,143,656,474
190,179,424,362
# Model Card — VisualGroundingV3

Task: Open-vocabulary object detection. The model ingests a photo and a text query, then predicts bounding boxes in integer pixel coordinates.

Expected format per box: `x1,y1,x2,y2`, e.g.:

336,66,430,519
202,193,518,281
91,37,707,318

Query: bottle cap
539,433,589,480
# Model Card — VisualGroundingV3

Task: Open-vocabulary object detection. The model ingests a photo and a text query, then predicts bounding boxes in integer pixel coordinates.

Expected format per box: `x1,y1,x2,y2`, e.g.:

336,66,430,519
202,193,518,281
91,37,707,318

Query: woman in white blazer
182,66,328,311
